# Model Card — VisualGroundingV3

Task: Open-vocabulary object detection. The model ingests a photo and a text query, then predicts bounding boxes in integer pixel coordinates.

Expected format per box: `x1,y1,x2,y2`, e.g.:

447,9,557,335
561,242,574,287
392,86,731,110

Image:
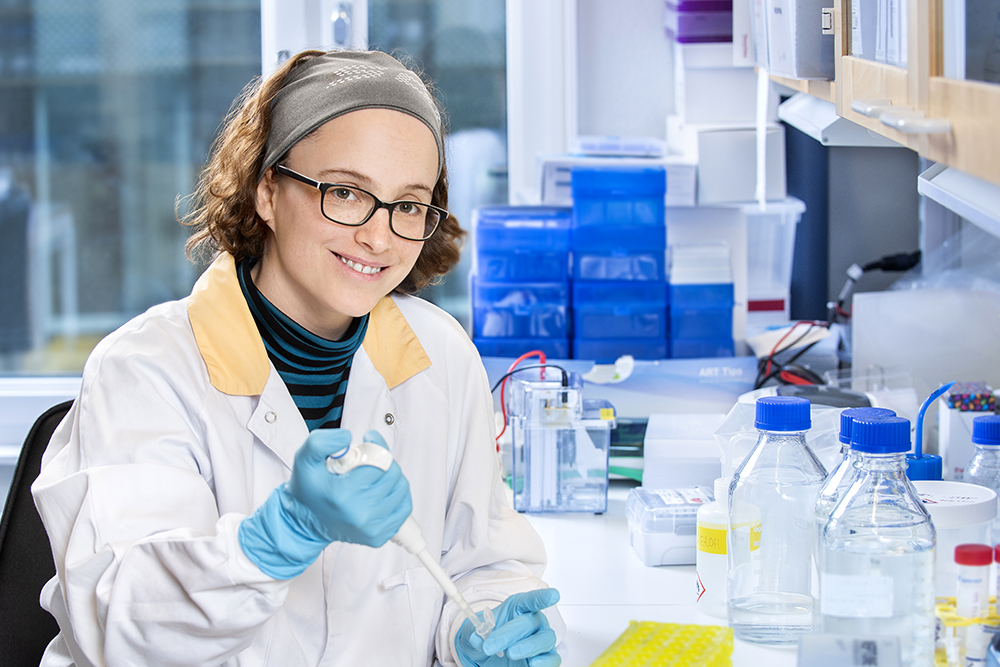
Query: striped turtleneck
237,258,368,431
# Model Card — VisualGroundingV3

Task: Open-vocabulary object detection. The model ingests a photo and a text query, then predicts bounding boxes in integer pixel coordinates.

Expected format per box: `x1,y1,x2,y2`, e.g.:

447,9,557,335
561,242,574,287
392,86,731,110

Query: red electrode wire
495,350,546,452
764,321,822,379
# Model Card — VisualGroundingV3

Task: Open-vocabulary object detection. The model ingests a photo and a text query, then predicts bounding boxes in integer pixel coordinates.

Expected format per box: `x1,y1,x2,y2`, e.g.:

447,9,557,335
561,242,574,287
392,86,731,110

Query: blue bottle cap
839,407,897,444
906,453,943,480
851,416,911,453
755,396,811,432
972,415,1000,446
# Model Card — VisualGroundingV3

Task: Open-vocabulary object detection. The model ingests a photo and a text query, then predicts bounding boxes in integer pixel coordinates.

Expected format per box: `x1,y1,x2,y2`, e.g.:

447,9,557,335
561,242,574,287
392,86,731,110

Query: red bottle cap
956,544,993,566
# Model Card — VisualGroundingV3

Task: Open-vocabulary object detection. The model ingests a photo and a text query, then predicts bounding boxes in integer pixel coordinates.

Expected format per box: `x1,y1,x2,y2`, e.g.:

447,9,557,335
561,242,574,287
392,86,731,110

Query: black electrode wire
754,323,825,389
755,339,824,387
490,364,569,394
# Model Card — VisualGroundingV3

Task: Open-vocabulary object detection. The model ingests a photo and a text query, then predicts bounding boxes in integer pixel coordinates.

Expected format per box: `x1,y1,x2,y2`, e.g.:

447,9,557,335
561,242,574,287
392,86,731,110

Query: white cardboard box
673,42,778,125
641,413,726,490
667,116,787,205
537,153,698,208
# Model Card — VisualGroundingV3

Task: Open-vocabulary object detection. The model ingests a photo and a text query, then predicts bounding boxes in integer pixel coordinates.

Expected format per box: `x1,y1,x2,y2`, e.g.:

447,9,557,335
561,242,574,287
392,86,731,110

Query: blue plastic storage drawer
573,249,665,281
669,282,734,308
472,281,569,338
573,281,668,339
571,223,666,252
571,167,666,228
473,337,569,360
670,338,735,359
573,338,668,363
475,206,571,282
670,306,733,339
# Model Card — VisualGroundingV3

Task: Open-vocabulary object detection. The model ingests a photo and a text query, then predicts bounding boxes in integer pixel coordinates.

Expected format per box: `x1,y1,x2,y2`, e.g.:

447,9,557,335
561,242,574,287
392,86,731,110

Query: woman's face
254,108,438,340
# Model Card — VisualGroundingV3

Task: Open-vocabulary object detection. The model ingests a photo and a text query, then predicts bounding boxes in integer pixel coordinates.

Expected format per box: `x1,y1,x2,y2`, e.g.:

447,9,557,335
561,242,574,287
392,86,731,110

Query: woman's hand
454,588,561,667
238,428,412,579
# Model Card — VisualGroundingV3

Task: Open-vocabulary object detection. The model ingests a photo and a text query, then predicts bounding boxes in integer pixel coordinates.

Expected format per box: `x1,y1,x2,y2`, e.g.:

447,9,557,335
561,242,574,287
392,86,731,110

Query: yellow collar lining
186,253,430,395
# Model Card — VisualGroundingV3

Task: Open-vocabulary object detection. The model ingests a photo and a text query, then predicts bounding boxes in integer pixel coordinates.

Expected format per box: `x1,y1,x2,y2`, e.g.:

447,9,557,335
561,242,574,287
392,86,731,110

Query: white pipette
327,441,496,644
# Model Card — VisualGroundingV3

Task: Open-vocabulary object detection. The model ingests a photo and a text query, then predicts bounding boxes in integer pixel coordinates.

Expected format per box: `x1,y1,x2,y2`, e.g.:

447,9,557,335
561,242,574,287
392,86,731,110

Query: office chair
0,400,72,666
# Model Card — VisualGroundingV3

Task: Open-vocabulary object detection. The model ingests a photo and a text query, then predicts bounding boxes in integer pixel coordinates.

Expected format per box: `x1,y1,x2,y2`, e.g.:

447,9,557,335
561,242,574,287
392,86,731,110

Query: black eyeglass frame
273,164,448,242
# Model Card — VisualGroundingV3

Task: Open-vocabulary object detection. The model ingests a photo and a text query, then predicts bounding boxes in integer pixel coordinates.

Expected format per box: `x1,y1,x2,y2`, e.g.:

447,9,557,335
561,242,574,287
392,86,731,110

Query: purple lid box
667,0,733,10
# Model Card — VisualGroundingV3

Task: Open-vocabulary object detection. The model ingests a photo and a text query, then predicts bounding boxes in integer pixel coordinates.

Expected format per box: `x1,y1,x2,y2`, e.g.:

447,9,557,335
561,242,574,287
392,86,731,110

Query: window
0,1,505,374
368,0,507,328
0,0,261,373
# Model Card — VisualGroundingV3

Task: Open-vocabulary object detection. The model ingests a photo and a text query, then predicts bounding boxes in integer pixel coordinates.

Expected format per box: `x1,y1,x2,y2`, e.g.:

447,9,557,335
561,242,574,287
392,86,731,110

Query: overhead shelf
777,93,903,147
918,162,1000,238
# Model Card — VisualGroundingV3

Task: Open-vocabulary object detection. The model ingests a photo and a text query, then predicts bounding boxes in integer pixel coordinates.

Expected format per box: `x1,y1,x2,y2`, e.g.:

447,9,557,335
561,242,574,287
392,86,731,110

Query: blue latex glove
239,429,412,579
455,588,561,667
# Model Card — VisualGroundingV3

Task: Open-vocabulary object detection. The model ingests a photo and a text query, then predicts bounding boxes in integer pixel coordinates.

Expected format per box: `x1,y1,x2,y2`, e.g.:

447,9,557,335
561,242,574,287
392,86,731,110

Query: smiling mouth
339,255,385,275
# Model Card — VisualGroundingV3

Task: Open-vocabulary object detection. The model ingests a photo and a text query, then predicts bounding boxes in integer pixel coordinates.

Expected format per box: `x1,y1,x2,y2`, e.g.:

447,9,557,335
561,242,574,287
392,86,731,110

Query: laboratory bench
526,479,797,667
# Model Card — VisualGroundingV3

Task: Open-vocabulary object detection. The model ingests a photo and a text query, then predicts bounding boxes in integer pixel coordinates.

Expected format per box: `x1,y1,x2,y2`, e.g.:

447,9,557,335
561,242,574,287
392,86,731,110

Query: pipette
327,441,497,644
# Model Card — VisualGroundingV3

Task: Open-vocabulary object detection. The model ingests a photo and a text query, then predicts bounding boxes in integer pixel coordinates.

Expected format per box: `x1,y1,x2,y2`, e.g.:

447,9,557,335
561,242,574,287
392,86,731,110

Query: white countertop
524,480,798,667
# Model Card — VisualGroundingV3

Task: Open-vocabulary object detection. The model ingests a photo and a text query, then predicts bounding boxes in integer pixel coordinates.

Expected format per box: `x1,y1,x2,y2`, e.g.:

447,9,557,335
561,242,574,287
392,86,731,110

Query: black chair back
0,400,72,666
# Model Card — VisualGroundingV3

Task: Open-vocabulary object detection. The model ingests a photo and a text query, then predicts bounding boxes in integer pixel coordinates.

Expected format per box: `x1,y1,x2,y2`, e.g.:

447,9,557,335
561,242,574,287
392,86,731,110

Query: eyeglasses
274,164,447,242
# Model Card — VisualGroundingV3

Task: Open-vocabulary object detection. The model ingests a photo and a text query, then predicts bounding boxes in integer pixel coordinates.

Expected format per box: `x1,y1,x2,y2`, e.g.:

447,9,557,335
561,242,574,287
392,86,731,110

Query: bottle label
697,525,727,555
820,573,893,617
729,520,762,551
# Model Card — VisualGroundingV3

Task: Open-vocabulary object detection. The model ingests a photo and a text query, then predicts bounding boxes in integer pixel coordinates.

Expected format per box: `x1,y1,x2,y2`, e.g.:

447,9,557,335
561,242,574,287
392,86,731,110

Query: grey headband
259,50,444,180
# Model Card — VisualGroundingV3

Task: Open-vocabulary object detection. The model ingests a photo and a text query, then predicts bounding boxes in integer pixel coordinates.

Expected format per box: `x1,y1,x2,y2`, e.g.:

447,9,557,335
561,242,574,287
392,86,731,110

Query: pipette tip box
626,487,711,566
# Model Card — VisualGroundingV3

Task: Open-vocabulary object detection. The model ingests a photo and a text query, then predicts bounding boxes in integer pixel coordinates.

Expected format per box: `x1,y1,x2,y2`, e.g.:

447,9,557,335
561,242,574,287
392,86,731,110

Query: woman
32,49,562,667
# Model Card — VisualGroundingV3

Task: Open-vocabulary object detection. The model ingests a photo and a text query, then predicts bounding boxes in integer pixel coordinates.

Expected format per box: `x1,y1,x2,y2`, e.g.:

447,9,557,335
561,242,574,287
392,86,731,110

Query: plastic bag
714,399,846,482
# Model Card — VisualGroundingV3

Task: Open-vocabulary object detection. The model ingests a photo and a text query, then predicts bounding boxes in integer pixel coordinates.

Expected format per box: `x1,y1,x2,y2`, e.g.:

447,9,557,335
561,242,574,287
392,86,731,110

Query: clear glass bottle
820,416,936,667
814,407,896,554
962,415,1000,544
728,396,827,644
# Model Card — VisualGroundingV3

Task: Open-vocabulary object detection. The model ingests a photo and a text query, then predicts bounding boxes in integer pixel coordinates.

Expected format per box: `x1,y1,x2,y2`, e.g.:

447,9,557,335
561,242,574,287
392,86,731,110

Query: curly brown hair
180,49,465,295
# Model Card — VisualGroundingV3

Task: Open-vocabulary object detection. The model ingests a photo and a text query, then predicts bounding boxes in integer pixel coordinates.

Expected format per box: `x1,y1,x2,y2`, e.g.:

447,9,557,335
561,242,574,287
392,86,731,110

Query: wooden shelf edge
769,74,836,104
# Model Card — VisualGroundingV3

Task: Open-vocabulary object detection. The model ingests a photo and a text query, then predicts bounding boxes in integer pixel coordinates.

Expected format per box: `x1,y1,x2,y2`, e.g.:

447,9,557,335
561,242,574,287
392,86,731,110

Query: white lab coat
32,253,560,667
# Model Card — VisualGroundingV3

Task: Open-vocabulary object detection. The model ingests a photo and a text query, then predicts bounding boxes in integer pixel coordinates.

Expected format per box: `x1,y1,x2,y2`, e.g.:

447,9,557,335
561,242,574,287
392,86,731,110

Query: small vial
956,544,993,667
955,544,992,619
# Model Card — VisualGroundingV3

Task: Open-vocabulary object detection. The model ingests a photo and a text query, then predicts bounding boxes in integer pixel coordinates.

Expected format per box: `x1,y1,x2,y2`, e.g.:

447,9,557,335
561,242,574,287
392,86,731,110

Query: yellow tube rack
934,596,1000,628
587,620,733,667
934,597,999,667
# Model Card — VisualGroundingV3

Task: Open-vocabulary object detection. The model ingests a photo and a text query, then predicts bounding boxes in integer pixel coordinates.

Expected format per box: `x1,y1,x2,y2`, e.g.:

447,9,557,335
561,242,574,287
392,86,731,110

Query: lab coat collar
186,253,431,396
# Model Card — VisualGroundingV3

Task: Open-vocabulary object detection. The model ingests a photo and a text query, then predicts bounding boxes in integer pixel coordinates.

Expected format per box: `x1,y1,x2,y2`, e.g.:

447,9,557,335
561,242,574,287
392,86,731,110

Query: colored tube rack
934,597,1000,667
587,620,733,667
935,596,1000,628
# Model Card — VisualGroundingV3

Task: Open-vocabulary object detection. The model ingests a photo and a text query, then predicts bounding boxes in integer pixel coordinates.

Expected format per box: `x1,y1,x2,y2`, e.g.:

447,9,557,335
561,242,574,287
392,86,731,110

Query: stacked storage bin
741,197,807,327
664,0,733,44
471,206,571,359
669,244,735,358
570,167,669,362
